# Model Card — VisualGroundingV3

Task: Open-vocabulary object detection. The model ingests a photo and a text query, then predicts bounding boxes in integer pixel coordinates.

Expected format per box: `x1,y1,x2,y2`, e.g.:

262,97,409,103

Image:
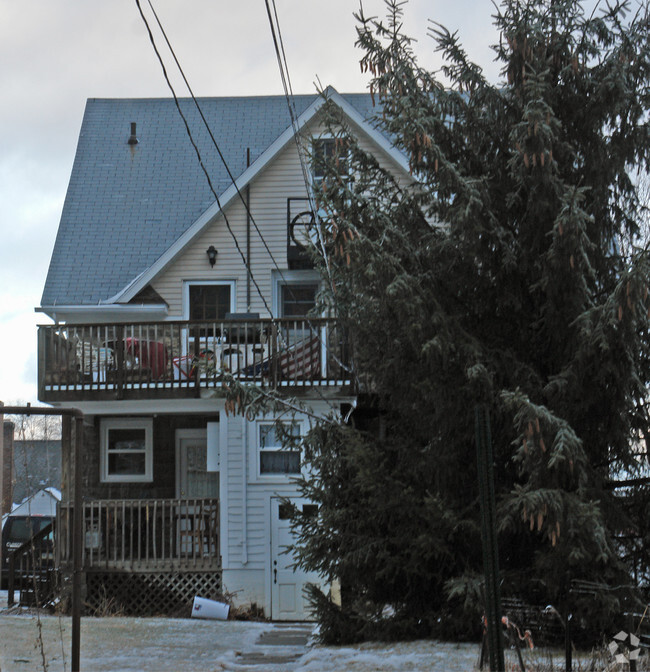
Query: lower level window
259,422,301,475
101,418,153,483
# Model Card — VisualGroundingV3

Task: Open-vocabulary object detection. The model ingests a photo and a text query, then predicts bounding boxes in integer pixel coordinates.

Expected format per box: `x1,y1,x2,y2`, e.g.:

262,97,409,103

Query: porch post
71,415,84,672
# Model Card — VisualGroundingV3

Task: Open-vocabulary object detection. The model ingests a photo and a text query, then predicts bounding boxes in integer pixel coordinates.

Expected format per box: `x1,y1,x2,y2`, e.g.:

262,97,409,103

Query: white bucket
191,595,230,620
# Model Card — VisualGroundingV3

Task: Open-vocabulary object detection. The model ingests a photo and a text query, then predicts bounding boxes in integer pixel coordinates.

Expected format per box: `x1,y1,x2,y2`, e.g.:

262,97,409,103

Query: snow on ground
296,640,481,672
0,603,483,672
1,591,610,672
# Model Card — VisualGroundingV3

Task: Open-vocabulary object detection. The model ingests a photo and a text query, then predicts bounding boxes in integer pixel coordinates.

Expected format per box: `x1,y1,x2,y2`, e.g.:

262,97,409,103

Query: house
5,487,60,520
36,87,410,619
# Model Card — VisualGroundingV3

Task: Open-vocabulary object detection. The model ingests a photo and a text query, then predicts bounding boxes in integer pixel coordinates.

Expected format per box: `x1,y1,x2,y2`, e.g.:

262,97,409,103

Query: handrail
7,521,56,607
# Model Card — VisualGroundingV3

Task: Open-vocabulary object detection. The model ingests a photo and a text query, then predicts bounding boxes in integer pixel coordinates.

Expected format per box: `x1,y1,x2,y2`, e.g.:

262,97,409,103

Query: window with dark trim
189,285,231,321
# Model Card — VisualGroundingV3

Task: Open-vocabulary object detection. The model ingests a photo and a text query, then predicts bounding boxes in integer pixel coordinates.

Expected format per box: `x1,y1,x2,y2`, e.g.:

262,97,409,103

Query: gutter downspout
246,147,252,312
242,419,248,565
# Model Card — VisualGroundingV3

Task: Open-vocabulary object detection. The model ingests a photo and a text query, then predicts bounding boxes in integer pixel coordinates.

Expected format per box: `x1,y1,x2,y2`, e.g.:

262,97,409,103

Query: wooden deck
57,498,221,572
38,317,353,402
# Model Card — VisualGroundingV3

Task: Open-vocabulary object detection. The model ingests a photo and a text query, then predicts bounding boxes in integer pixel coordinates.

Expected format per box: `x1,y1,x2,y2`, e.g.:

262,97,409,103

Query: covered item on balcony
241,335,321,380
125,338,167,379
278,335,321,380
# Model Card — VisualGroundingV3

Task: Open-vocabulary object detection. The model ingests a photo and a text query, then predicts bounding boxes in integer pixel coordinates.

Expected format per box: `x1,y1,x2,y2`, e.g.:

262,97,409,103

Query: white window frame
182,280,236,321
272,270,320,318
181,280,237,358
250,417,306,482
100,417,153,483
272,270,327,377
311,136,349,187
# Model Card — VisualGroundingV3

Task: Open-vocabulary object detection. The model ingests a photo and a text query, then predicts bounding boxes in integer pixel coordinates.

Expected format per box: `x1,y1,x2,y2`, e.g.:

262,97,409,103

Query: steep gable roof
39,90,393,310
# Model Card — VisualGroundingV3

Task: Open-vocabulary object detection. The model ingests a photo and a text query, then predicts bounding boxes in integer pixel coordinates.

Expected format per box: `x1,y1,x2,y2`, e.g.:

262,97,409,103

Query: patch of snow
297,640,480,672
0,614,487,672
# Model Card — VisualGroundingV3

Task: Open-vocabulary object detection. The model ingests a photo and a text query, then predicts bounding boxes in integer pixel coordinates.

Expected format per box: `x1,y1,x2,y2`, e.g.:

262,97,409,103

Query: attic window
312,138,336,184
312,138,348,186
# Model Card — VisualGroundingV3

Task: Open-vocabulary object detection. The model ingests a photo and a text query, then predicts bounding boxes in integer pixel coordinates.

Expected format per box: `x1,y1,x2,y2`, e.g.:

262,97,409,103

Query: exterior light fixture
206,245,218,268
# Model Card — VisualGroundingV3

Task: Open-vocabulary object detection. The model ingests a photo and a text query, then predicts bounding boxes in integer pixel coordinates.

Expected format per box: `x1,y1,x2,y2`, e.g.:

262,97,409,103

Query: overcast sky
0,0,501,407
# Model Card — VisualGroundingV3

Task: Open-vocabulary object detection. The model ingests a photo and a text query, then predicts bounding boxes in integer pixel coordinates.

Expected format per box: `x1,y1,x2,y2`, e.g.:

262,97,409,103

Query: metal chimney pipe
127,122,139,145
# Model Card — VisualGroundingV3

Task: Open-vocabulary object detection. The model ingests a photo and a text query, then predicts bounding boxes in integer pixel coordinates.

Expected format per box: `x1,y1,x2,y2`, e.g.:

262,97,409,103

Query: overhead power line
134,0,274,318
134,0,354,404
263,0,334,284
144,0,297,292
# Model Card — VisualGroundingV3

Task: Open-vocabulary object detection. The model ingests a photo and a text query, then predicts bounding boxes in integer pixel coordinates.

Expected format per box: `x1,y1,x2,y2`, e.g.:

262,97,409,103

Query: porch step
256,625,313,647
235,624,314,667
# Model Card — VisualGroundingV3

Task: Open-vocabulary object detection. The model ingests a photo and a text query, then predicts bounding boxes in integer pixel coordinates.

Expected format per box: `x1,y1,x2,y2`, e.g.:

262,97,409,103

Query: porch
56,497,222,615
38,317,352,402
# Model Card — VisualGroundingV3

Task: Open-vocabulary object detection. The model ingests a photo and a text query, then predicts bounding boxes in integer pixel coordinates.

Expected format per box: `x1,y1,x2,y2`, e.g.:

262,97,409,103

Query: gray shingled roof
41,93,377,307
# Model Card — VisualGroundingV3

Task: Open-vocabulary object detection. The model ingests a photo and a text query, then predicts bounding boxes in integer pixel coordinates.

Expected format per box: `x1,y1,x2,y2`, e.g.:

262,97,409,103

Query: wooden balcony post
115,328,125,399
37,327,46,400
270,322,279,388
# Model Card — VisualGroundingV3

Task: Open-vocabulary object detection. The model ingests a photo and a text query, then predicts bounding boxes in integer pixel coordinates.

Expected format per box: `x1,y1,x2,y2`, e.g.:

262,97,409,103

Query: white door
270,497,322,621
176,429,219,499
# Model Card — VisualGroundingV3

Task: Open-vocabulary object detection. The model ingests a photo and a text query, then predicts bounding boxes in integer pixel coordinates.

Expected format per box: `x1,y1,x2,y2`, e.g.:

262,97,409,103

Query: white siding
152,136,310,317
219,399,352,615
150,115,410,317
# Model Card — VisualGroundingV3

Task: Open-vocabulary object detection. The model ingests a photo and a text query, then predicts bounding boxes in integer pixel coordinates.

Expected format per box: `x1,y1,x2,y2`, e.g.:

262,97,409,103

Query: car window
5,517,53,543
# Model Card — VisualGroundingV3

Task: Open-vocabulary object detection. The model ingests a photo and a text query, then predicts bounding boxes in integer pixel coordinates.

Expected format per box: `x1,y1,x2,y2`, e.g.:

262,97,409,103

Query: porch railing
57,498,220,571
39,317,352,399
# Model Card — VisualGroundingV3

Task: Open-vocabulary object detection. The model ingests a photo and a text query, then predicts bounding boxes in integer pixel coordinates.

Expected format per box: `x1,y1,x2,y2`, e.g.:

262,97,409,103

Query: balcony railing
57,498,220,571
38,317,352,400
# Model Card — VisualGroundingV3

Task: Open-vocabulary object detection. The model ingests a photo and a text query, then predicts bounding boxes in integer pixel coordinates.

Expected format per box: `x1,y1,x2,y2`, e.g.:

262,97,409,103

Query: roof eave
110,87,410,304
36,303,169,324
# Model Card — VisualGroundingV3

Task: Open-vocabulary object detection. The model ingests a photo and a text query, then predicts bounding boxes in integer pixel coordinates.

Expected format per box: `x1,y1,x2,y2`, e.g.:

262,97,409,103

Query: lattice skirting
85,569,223,616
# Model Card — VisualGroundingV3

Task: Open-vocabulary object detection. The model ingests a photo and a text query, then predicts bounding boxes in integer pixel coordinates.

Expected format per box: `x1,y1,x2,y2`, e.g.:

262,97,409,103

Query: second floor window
281,284,318,318
189,284,231,322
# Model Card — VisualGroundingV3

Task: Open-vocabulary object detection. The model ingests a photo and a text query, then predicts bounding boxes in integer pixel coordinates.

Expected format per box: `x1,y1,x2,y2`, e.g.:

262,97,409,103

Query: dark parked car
1,515,55,589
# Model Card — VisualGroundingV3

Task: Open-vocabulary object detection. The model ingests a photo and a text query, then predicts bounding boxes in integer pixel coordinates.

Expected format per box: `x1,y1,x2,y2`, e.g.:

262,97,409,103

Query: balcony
38,317,352,402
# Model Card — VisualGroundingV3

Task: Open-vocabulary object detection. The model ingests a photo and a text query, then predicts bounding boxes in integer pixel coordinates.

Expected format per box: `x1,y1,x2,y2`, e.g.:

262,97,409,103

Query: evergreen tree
289,0,650,643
